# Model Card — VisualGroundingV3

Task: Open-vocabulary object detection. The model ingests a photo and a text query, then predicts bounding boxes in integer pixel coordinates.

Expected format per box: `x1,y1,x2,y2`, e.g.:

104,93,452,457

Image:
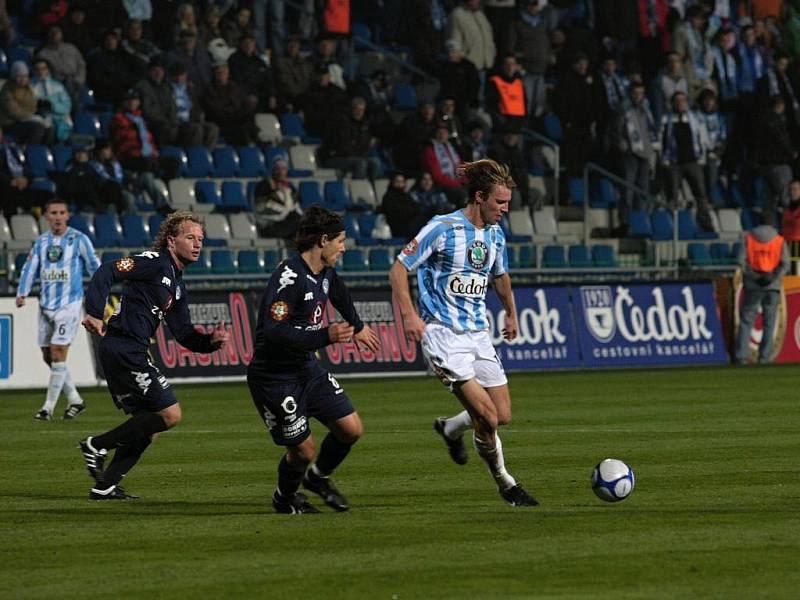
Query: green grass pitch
1,366,799,599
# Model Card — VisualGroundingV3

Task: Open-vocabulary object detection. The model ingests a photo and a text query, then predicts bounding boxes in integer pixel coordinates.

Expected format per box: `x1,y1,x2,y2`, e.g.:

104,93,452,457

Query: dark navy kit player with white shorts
79,213,229,500
248,205,379,514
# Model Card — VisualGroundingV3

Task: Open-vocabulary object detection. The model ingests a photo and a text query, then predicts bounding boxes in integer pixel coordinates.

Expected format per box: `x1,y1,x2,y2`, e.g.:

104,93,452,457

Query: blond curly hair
152,211,204,251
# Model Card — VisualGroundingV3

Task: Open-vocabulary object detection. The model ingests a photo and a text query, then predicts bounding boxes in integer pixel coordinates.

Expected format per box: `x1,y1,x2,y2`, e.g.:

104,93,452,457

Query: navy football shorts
100,334,177,414
247,370,354,446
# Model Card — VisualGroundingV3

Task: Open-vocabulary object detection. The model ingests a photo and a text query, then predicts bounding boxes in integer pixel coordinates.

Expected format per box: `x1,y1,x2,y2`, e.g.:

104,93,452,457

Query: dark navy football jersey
85,250,216,352
248,255,364,381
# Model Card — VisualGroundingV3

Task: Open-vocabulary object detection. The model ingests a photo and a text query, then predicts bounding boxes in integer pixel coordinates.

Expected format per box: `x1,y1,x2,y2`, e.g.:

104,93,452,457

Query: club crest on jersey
402,239,419,255
270,300,289,321
467,240,489,270
322,278,330,294
115,257,135,272
46,245,63,263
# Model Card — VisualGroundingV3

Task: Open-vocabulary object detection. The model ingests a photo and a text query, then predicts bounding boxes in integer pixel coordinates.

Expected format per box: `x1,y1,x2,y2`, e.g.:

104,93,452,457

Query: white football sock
443,410,472,439
473,431,517,491
42,362,67,414
61,369,83,405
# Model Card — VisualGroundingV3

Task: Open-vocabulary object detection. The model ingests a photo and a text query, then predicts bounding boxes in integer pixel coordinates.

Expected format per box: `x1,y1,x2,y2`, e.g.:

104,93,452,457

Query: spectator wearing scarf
422,122,467,206
673,5,714,99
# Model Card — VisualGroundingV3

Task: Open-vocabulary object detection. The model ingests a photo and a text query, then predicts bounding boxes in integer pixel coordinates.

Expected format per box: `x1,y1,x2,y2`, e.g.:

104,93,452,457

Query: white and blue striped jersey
398,210,508,332
16,227,100,311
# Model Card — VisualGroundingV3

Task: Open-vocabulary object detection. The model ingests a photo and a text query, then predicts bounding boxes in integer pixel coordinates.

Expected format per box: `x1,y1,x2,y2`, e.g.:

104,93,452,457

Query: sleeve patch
270,300,290,321
115,257,135,272
402,239,419,255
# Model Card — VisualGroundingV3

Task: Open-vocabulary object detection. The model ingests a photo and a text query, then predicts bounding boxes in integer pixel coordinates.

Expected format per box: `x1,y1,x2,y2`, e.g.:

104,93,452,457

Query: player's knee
41,348,51,365
288,442,316,465
337,424,362,445
496,409,511,427
474,413,498,434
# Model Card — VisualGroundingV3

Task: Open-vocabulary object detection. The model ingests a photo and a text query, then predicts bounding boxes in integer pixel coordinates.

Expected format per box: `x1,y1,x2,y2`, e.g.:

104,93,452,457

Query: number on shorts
328,373,340,389
58,323,66,336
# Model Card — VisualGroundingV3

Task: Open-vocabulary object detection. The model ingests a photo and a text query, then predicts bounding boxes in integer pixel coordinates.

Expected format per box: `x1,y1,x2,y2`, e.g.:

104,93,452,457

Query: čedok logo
447,274,488,299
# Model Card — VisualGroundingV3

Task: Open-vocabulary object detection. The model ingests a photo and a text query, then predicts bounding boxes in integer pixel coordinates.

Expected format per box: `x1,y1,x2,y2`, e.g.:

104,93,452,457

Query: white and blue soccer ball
591,458,635,502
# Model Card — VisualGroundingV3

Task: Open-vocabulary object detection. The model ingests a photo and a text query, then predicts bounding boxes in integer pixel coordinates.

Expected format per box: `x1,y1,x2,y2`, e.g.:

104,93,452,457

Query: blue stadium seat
357,213,377,241
710,182,725,206
121,214,150,247
14,252,27,274
6,45,31,67
650,210,674,241
629,210,652,238
344,214,360,239
678,209,717,240
728,181,745,207
594,178,618,207
187,146,215,178
52,145,73,172
279,112,320,143
212,146,241,177
592,244,617,267
568,178,585,205
506,246,519,269
101,250,124,264
160,146,189,176
542,245,567,268
740,209,755,231
238,146,267,177
368,248,392,271
0,48,7,77
264,249,281,272
352,22,372,48
94,214,123,248
24,145,54,178
67,215,95,243
709,242,731,264
687,243,712,266
265,146,289,168
73,112,102,138
342,249,368,271
185,252,212,275
324,180,349,212
518,245,534,268
731,242,742,263
393,83,417,110
237,249,263,273
98,111,113,137
543,113,563,141
221,181,249,211
210,249,237,274
30,179,56,194
195,181,222,206
148,214,165,238
299,180,323,209
568,244,592,267
753,177,766,208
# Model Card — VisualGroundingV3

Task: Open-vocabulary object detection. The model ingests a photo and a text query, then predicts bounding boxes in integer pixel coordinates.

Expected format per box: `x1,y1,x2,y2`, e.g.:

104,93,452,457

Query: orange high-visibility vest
746,233,784,272
490,76,526,117
324,0,350,35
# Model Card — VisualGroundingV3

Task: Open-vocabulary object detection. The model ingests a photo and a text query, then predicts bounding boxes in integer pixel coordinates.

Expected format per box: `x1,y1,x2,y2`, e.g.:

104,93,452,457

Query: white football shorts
39,299,83,347
421,322,507,390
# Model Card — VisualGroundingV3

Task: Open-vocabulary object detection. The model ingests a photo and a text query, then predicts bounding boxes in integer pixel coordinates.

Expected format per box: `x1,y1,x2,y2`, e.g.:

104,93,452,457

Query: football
591,458,635,502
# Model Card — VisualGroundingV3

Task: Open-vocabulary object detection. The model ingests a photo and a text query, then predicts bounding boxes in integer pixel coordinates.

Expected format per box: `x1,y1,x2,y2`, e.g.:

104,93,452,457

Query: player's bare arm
389,260,425,342
493,273,518,341
329,322,355,343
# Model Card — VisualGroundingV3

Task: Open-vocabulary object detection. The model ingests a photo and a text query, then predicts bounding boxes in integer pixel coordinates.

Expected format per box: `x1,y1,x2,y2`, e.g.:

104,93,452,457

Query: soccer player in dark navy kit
248,205,380,514
79,212,230,500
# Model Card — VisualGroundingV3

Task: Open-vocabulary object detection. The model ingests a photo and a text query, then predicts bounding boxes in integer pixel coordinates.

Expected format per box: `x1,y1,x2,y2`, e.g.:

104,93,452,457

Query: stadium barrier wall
0,297,97,389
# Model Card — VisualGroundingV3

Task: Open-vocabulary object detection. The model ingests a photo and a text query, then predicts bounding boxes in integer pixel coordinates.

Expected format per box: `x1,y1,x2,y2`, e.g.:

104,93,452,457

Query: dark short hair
292,205,344,252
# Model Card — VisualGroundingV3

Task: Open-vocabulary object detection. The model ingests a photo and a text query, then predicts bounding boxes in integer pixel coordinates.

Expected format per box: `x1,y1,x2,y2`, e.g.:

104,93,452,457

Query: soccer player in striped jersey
16,199,100,421
389,159,538,507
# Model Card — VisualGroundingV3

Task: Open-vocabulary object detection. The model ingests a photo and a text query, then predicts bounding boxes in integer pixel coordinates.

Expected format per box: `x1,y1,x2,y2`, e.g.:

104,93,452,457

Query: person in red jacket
108,88,180,183
781,179,800,270
422,122,467,206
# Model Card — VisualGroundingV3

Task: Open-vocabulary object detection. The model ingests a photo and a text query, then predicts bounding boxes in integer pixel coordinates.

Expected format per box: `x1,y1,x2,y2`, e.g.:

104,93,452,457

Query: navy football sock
313,433,354,477
100,437,152,488
277,456,306,497
93,412,168,450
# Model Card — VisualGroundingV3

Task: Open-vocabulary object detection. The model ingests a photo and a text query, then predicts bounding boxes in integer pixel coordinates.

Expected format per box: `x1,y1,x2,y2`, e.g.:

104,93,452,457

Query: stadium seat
687,242,713,266
279,112,320,143
591,178,618,208
543,113,563,141
518,245,534,268
30,179,56,194
168,179,197,210
237,249,263,273
255,112,282,144
238,146,267,177
289,145,318,174
24,145,54,178
73,112,102,138
148,214,165,238
0,215,11,245
221,181,250,212
195,180,222,207
212,146,241,177
0,48,7,77
368,248,392,271
52,145,73,172
741,209,756,231
650,210,674,241
342,249,368,271
101,250,124,264
93,214,123,247
187,146,215,178
568,178,585,205
677,210,716,240
568,244,592,268
717,208,743,241
203,214,231,246
121,214,150,248
349,179,377,208
508,210,534,242
14,252,28,274
159,146,189,176
393,83,417,110
6,45,31,68
344,214,360,239
97,111,113,137
731,242,742,263
210,249,237,274
324,180,349,212
373,178,389,204
265,146,289,168
506,246,519,269
264,248,281,271
229,213,257,244
67,215,96,242
709,242,731,264
592,244,617,267
299,180,323,209
542,245,567,268
184,251,211,275
357,213,378,242
629,210,652,238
